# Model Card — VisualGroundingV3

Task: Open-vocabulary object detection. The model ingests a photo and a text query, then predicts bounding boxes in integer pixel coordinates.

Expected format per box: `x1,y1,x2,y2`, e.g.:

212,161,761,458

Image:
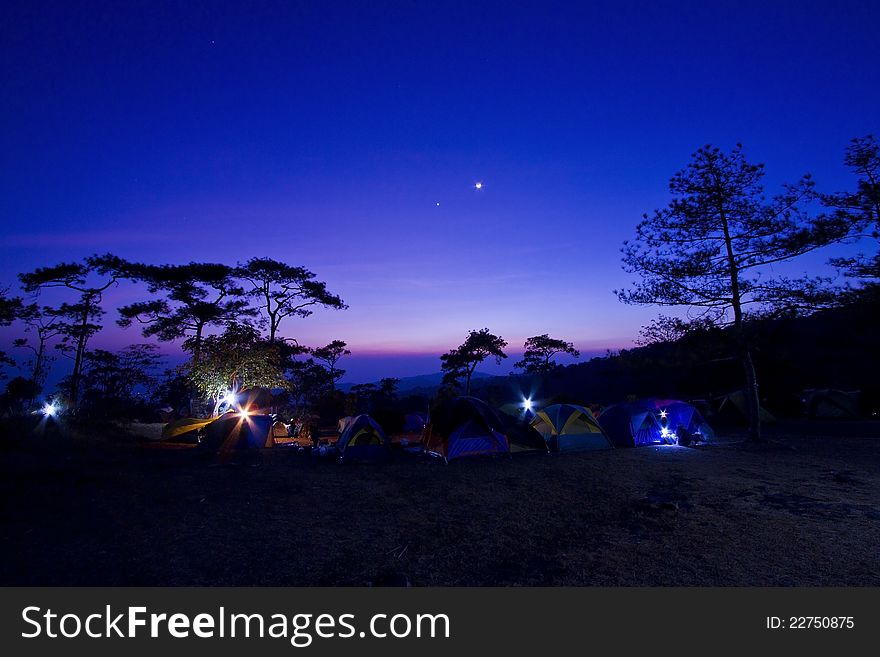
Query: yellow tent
531,403,613,452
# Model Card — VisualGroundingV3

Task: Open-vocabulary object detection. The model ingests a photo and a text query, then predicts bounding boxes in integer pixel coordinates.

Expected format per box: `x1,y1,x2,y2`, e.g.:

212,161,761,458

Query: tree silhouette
635,315,717,347
13,303,64,388
0,291,21,325
80,344,162,416
0,291,23,376
350,382,379,404
287,356,334,412
617,145,849,440
827,135,880,289
377,377,400,400
235,258,346,342
440,328,508,396
311,340,351,391
118,262,252,365
19,254,128,408
515,334,580,374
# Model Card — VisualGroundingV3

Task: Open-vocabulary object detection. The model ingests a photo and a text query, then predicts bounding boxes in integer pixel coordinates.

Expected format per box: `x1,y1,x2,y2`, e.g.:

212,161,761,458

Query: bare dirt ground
0,419,878,586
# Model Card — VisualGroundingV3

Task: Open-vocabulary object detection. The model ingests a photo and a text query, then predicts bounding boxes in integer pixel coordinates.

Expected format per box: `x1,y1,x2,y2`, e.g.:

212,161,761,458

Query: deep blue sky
1,1,877,381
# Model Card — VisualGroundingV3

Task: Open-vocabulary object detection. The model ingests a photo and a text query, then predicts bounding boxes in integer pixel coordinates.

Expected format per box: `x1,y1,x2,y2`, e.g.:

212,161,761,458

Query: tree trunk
69,301,91,410
193,324,204,366
718,199,762,442
268,307,279,343
264,283,277,343
740,342,762,442
33,339,46,387
189,324,205,416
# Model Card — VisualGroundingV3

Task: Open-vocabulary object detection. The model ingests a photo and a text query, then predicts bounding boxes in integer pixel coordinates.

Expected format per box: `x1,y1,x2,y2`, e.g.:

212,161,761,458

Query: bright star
474,181,483,190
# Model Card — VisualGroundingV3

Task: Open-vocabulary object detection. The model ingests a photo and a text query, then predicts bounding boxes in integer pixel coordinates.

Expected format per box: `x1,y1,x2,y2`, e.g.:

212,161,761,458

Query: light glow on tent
220,390,237,407
41,402,58,417
660,426,676,441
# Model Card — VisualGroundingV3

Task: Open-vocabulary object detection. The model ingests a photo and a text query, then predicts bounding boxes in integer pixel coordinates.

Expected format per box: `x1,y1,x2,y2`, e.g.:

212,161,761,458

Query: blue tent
424,396,546,461
402,413,427,434
596,403,665,447
336,414,391,461
598,399,714,447
631,398,714,443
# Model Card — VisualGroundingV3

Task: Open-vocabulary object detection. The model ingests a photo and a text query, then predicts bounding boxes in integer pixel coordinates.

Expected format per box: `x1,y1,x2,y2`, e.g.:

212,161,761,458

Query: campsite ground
1,419,879,586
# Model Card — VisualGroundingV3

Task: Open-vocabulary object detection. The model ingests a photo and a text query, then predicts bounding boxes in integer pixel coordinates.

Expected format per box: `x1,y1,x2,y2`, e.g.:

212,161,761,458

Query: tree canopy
440,328,507,396
235,258,346,342
118,262,252,363
311,340,351,391
0,291,24,375
0,292,22,326
827,135,880,287
515,334,580,374
79,344,163,417
184,323,288,415
18,254,129,408
13,303,65,388
617,144,849,439
635,315,717,347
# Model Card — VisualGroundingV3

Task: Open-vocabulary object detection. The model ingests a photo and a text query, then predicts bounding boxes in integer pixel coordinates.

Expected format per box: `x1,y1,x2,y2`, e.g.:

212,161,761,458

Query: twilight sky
1,1,878,382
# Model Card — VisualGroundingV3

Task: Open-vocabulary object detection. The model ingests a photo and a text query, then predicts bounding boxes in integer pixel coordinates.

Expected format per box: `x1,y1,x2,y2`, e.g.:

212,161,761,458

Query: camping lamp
522,397,534,413
42,402,58,418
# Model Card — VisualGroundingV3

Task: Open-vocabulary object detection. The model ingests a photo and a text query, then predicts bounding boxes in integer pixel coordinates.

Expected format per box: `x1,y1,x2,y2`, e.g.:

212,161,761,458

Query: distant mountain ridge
331,300,878,415
340,371,493,393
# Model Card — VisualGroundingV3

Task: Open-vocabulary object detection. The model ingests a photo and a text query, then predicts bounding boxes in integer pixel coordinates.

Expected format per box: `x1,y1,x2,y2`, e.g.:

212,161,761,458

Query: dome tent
596,403,665,447
714,390,775,424
393,412,427,445
530,404,613,452
336,414,391,461
424,396,547,461
804,389,860,418
402,412,427,434
199,412,275,450
631,398,714,444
